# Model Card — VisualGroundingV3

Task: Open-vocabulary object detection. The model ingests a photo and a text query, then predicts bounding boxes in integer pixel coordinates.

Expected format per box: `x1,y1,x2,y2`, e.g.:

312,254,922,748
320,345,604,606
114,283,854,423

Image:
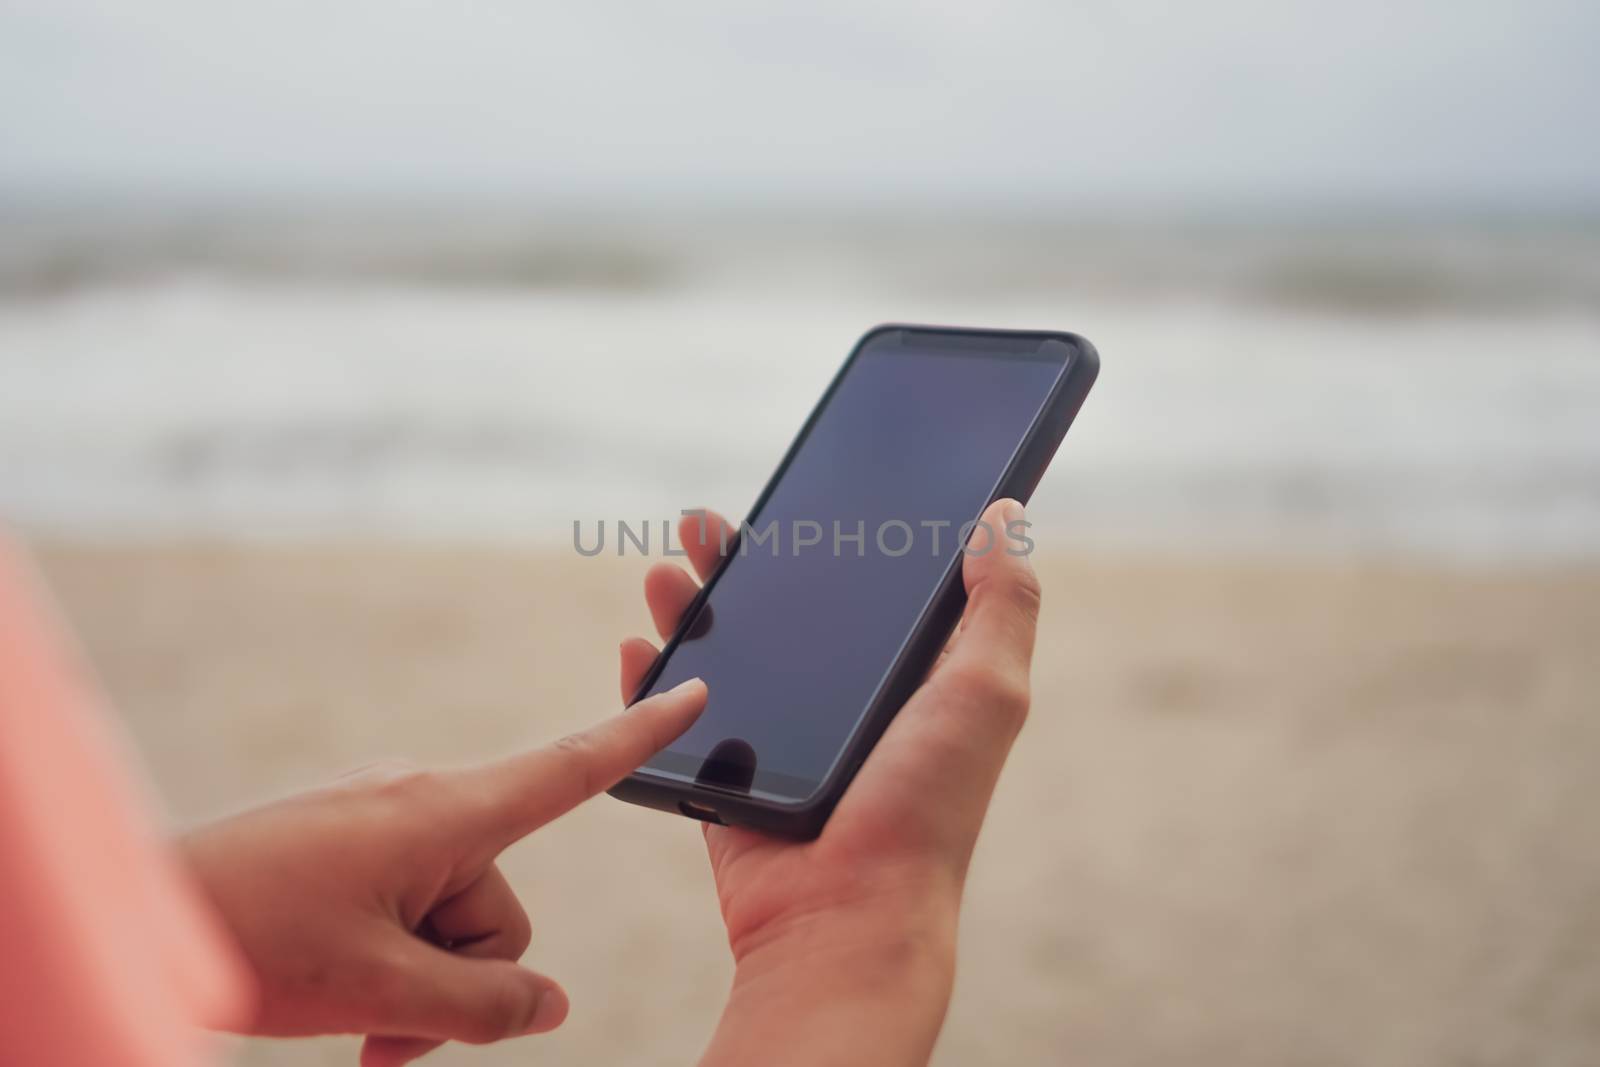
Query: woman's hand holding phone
181,495,1039,1067
621,498,1042,1067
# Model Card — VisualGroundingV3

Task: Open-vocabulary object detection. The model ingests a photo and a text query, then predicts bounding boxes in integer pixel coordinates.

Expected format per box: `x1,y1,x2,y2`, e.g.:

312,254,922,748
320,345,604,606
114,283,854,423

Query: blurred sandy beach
30,538,1600,1067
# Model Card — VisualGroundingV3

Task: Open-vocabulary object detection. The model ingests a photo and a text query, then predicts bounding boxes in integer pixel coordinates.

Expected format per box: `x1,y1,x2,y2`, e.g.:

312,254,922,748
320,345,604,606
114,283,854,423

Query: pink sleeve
0,535,254,1066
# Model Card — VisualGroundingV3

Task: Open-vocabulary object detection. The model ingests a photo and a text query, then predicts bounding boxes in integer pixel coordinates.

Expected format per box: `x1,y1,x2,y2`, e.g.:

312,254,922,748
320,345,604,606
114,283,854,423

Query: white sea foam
2,221,1597,560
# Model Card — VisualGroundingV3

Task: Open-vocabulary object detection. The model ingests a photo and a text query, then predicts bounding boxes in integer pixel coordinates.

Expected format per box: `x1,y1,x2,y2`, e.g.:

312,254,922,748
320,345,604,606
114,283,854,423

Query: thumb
363,937,568,1050
946,497,1041,691
832,499,1041,857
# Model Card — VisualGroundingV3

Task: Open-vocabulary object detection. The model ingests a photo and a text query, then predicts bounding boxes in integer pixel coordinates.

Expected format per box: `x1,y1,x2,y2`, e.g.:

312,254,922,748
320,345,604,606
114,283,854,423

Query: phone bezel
608,324,1099,838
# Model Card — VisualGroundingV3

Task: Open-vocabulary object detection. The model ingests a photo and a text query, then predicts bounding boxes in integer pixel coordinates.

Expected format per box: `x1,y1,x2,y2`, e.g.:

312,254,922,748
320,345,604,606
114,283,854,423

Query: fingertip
619,637,659,704
677,510,701,543
1000,499,1034,572
643,561,687,606
662,675,708,704
965,499,1033,576
620,636,659,664
629,676,707,732
643,559,682,587
525,984,570,1034
954,501,1042,664
678,507,731,545
988,497,1025,547
679,508,735,581
643,561,701,639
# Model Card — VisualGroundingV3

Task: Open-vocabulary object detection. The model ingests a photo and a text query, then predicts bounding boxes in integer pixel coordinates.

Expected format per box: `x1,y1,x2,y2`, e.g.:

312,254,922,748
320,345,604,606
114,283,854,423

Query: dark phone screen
637,332,1068,802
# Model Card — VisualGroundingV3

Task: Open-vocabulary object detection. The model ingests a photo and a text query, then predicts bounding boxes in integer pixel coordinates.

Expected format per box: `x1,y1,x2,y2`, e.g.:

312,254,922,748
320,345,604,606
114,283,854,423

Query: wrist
704,898,959,1067
732,893,957,985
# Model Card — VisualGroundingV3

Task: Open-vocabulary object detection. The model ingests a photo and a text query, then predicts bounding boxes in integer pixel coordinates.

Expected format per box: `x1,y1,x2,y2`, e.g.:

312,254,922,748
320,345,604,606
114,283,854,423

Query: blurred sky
2,0,1596,212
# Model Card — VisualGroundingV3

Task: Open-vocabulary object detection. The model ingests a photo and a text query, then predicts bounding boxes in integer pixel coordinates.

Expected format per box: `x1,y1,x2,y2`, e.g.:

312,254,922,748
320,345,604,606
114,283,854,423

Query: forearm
700,913,957,1067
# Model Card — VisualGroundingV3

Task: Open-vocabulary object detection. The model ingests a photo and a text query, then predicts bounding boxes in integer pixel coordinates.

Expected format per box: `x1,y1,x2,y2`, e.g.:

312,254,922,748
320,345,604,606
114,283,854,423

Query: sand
29,541,1600,1067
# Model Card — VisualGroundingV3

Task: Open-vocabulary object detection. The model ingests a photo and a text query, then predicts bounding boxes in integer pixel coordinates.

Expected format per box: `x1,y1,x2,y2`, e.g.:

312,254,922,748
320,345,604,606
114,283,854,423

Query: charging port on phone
678,801,724,825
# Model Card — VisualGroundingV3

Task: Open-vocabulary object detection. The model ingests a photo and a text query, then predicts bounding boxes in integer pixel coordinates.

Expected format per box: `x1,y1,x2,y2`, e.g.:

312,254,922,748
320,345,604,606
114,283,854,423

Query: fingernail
662,677,707,700
525,988,569,1033
1002,500,1034,570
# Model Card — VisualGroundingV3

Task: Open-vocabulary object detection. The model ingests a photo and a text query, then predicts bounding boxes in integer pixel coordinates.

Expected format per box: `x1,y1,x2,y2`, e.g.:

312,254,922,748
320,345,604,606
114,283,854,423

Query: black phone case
608,324,1099,839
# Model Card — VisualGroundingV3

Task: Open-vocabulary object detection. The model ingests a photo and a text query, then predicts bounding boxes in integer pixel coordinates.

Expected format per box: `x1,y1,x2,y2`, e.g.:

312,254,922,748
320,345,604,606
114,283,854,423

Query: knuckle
551,732,601,798
341,758,416,786
1010,567,1043,619
367,768,483,832
969,566,1043,625
946,661,1004,700
994,674,1033,722
467,980,535,1043
342,763,459,824
1001,684,1033,730
378,767,445,802
947,662,1031,722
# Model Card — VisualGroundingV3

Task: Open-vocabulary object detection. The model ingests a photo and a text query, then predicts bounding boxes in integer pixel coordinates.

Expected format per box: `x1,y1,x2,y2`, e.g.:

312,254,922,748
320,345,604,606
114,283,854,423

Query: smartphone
609,325,1098,839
